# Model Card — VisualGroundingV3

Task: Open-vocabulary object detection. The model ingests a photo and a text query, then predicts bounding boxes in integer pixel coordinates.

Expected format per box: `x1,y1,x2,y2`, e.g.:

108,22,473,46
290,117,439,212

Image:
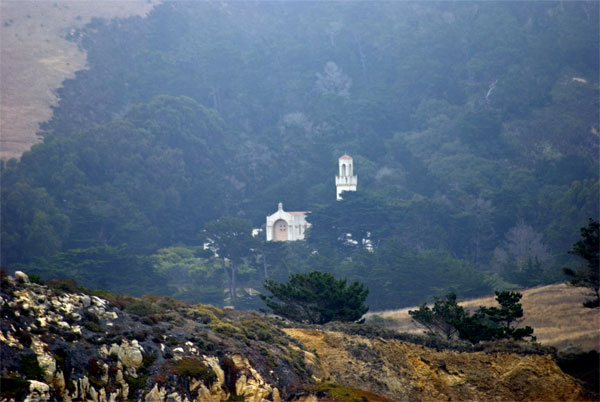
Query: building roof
289,211,307,215
339,154,352,159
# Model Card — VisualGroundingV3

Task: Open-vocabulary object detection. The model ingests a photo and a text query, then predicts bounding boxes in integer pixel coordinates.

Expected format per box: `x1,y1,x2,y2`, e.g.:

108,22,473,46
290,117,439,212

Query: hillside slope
0,272,589,401
367,283,599,352
2,1,598,313
286,328,587,402
0,0,158,160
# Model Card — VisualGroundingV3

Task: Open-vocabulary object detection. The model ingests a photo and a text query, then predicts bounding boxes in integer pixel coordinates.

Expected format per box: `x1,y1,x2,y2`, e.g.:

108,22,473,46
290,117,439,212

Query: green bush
83,321,103,333
306,382,393,401
125,302,163,317
172,357,217,386
1,377,30,400
20,355,44,380
125,374,148,398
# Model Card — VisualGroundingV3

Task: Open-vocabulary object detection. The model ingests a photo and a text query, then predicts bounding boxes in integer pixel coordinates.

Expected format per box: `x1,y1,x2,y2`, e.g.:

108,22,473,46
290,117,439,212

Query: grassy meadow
0,0,158,160
367,283,599,352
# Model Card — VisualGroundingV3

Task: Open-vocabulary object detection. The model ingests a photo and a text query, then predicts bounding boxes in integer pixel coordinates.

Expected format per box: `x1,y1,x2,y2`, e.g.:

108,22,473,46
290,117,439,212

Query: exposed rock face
23,380,50,402
284,328,588,401
0,273,589,402
0,274,298,402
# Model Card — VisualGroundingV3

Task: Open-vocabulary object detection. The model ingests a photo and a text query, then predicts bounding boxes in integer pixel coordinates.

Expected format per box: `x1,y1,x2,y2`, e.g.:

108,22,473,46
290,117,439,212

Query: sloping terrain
367,283,600,353
0,272,589,401
0,0,158,160
285,328,587,402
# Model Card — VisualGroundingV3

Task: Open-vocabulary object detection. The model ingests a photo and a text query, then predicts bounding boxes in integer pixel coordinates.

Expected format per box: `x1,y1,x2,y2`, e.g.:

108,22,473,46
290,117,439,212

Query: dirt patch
285,328,588,402
1,0,159,160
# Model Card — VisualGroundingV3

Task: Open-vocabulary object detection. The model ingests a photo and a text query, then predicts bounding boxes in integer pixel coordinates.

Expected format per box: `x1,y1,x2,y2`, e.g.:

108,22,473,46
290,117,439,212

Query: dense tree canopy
1,1,598,309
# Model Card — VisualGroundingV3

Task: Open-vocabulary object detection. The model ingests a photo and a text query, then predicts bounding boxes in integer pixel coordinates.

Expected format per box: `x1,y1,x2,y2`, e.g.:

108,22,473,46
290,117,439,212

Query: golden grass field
1,0,159,160
368,283,599,352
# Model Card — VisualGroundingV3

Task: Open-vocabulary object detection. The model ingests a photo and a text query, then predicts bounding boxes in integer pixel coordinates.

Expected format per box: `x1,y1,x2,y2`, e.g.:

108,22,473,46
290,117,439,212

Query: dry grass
1,0,159,160
367,283,599,352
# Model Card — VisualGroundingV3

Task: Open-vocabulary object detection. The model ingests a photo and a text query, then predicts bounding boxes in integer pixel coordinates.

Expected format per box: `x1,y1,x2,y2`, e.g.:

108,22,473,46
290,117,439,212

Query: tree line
1,1,598,309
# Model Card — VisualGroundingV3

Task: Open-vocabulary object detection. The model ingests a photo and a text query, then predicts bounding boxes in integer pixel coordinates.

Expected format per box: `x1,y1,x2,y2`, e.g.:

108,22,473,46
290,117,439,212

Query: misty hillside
1,1,598,310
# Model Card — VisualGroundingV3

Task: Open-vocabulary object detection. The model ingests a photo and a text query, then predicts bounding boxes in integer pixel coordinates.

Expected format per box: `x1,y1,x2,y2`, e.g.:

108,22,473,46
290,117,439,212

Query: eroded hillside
286,328,587,402
0,272,590,402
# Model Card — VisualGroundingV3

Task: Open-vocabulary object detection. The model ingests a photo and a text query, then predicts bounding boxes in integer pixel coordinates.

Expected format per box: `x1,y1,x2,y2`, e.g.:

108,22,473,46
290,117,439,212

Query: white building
266,202,310,241
335,154,357,200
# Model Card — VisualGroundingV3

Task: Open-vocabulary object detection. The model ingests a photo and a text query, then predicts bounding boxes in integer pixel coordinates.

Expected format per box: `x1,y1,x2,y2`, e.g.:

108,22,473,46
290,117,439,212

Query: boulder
24,380,50,402
15,270,30,283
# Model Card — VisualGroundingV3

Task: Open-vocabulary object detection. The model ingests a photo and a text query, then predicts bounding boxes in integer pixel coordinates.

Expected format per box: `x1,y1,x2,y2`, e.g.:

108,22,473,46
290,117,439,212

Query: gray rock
15,270,30,283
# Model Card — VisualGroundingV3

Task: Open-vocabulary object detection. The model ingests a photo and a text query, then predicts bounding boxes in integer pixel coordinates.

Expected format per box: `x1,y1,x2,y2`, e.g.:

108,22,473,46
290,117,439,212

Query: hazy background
1,1,598,310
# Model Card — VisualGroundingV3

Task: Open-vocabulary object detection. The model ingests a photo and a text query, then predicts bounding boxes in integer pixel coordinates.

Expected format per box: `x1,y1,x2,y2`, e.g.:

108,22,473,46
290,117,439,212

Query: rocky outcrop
0,273,589,402
0,273,299,402
285,328,588,401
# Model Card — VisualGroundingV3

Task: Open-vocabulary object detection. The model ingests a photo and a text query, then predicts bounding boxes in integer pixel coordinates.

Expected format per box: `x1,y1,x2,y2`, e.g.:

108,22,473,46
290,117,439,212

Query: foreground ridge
0,272,587,402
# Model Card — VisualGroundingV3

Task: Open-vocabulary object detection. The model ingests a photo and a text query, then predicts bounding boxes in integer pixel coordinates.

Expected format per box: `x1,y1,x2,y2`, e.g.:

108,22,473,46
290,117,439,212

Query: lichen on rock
0,273,590,402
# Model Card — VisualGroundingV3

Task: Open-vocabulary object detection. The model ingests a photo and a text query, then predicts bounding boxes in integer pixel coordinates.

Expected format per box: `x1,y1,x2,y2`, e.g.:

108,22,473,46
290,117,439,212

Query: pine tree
260,271,369,324
563,219,600,308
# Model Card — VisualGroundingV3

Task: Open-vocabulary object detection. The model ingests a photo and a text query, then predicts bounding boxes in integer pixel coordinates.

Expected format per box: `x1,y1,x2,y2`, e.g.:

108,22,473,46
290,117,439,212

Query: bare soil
0,0,159,160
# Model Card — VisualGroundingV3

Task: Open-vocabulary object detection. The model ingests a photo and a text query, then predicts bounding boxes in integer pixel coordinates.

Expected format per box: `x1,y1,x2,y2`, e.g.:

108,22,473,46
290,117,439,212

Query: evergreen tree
457,291,534,343
563,219,600,308
410,291,533,343
204,217,258,304
408,293,468,340
261,271,369,324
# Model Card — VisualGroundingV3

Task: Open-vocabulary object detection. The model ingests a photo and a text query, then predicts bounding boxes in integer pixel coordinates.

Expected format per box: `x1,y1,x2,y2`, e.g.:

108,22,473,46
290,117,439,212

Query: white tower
335,154,357,200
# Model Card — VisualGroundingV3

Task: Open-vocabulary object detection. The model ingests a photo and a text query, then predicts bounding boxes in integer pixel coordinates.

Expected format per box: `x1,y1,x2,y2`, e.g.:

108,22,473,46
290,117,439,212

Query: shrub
306,382,393,402
186,305,221,324
1,377,30,400
83,321,103,333
208,321,245,340
19,355,44,380
172,357,217,386
29,274,43,284
46,278,81,293
125,302,163,317
125,374,148,398
241,319,286,343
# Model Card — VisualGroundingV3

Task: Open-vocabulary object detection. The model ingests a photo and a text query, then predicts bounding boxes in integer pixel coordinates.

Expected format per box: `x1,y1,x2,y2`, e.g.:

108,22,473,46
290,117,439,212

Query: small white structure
335,154,357,200
266,202,310,241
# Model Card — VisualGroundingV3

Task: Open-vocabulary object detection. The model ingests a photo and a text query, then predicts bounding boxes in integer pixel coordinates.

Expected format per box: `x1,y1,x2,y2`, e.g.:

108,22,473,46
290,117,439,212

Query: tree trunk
230,263,237,302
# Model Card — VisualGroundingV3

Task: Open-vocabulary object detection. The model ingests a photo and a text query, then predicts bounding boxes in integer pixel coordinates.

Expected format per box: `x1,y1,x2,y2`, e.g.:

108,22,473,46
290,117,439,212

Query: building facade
335,154,357,200
266,202,310,241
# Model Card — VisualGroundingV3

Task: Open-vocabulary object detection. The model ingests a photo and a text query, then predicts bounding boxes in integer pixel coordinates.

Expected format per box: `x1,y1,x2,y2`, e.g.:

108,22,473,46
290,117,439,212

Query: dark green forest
1,1,598,310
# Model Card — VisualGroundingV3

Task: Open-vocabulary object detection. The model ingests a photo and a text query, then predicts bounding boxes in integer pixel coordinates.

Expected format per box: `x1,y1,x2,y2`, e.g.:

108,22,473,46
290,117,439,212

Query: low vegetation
172,357,217,386
305,382,394,402
0,377,30,401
